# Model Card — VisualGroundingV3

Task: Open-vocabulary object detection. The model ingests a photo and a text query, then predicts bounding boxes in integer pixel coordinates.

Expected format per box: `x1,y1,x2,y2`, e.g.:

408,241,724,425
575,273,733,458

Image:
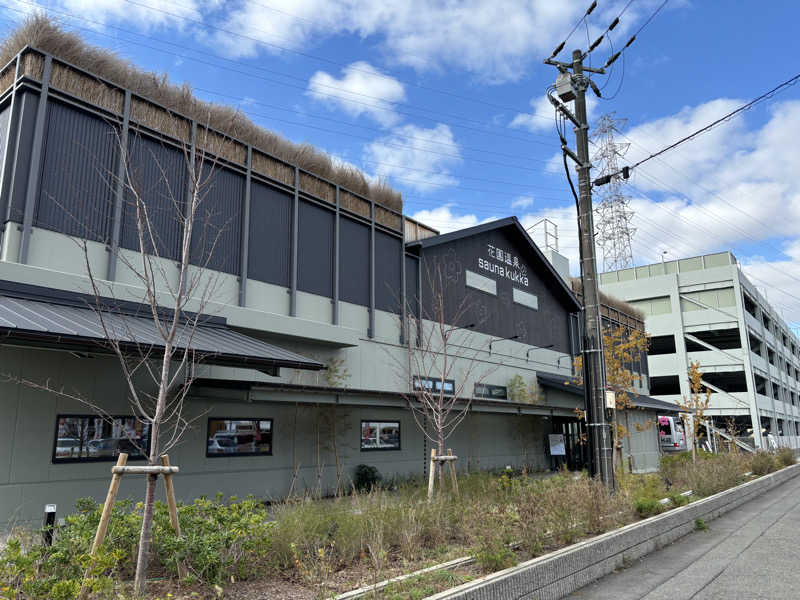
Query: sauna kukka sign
477,244,530,287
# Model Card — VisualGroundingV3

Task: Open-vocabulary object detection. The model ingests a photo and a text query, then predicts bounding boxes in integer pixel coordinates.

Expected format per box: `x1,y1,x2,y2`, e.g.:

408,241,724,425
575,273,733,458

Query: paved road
568,473,800,600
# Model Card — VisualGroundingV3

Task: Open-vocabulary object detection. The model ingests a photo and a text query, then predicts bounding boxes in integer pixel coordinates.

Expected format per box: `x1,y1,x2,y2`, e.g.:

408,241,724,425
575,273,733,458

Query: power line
548,1,599,60
198,0,549,116
627,72,800,170
600,0,668,69
584,0,634,58
117,0,545,117
624,181,800,294
0,2,556,144
193,87,552,152
619,132,784,241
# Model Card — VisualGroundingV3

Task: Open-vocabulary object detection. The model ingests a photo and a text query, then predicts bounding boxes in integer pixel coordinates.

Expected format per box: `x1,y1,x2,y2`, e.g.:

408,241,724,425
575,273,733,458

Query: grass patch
380,569,475,600
694,518,708,531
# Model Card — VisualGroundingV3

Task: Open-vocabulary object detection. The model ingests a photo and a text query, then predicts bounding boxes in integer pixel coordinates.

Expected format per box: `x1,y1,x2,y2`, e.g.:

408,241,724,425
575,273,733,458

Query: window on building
465,269,497,296
647,335,676,355
53,415,150,463
649,375,681,396
749,334,764,357
474,383,508,400
360,421,400,451
702,371,747,393
742,293,758,318
768,348,776,366
413,376,455,395
684,328,742,351
754,374,768,396
206,419,273,457
512,287,538,310
627,296,672,317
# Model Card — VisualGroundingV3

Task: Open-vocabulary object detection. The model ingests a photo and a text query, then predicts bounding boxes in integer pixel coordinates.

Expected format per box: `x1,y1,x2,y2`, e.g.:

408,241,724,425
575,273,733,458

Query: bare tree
4,123,231,596
678,361,712,463
396,261,493,491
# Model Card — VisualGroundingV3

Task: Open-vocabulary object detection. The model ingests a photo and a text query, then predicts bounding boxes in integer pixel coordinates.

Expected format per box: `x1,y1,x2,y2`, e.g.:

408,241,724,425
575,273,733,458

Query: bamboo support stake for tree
80,453,128,600
427,448,436,501
91,453,128,554
447,448,459,497
161,455,187,579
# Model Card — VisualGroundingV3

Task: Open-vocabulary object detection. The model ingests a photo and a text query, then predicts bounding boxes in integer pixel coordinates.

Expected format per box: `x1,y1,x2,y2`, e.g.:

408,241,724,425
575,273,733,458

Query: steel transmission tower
591,114,635,272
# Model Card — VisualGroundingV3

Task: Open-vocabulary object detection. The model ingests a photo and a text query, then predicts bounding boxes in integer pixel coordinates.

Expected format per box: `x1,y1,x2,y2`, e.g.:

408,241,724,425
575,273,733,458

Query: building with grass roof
0,18,674,527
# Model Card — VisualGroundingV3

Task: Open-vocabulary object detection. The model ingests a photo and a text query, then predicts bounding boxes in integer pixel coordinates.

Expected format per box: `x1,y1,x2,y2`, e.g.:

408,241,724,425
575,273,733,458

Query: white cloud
510,94,598,134
8,0,205,30
511,195,534,210
364,123,461,192
208,0,662,83
410,204,495,234
307,61,405,127
517,98,800,327
508,95,597,135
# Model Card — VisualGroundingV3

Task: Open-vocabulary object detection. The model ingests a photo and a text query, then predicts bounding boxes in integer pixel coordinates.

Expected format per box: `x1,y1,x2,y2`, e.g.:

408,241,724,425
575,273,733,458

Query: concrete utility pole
544,49,614,491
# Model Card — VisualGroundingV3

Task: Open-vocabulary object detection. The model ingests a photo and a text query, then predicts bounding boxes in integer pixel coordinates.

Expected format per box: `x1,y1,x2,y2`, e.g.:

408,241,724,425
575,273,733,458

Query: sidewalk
568,469,800,599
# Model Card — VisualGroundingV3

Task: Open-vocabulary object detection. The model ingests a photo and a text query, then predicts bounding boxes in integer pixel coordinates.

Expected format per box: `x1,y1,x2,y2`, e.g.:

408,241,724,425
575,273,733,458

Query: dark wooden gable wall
419,226,573,354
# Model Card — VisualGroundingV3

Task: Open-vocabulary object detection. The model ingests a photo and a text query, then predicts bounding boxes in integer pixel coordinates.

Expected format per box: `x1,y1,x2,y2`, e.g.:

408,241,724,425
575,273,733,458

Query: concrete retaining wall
430,463,800,600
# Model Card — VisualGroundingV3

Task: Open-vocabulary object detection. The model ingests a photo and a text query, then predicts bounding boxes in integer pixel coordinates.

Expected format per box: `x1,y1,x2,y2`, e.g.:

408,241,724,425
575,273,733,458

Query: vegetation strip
2,450,794,599
427,461,800,600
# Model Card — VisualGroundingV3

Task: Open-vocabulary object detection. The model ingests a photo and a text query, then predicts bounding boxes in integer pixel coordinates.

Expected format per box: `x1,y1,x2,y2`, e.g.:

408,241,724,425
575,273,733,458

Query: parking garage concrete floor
567,470,800,600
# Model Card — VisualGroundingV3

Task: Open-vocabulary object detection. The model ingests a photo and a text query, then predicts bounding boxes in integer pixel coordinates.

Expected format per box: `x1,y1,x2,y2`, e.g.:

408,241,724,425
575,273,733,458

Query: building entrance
552,417,589,471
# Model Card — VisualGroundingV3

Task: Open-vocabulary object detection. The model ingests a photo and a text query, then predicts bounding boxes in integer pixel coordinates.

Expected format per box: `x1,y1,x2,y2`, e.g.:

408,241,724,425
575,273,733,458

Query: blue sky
1,0,798,327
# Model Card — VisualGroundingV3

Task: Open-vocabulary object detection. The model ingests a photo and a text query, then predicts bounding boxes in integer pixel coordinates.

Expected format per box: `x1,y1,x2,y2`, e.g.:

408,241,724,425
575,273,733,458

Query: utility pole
544,49,615,491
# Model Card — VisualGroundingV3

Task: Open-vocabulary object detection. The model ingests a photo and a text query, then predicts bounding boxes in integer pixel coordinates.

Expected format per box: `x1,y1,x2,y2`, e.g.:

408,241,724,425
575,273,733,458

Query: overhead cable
603,0,668,68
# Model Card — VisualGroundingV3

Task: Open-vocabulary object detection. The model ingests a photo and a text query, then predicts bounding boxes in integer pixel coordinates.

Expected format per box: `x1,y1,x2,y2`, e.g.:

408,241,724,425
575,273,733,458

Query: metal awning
536,372,681,413
0,294,324,372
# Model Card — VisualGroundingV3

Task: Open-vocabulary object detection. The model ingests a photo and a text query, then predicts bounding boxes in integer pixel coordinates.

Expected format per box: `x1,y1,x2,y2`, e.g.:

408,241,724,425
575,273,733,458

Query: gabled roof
536,372,681,413
408,216,581,312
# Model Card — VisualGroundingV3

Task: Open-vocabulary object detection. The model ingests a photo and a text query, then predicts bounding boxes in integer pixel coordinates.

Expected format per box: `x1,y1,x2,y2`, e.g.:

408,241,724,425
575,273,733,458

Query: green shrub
634,498,665,518
668,491,689,507
750,451,778,476
776,447,795,467
353,464,382,491
473,538,516,573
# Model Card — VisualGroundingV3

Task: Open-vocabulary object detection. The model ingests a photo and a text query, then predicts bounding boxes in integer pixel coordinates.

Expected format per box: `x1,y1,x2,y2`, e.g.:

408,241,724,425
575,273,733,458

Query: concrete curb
426,463,800,600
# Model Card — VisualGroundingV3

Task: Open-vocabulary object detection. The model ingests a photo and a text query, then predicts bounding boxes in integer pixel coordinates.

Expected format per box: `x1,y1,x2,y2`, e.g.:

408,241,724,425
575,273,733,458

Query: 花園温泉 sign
477,243,529,287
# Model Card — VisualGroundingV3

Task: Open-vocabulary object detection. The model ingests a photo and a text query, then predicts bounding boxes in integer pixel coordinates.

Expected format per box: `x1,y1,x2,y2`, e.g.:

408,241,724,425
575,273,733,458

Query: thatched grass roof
1,16,402,212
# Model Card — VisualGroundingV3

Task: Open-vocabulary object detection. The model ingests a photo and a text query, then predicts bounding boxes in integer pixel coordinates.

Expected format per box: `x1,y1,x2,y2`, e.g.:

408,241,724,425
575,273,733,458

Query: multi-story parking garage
600,251,800,449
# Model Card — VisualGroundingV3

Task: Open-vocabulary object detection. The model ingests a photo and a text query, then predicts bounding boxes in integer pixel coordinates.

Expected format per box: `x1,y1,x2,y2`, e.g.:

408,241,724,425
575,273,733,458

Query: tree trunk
437,438,444,492
133,473,158,596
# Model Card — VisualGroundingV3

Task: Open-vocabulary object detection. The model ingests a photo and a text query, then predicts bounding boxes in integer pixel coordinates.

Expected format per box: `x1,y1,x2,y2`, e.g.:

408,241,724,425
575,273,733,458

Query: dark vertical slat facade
339,216,369,306
120,134,186,259
35,101,117,243
297,199,334,297
405,254,419,317
375,230,401,312
0,104,11,230
6,91,39,223
190,165,243,274
247,181,291,287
